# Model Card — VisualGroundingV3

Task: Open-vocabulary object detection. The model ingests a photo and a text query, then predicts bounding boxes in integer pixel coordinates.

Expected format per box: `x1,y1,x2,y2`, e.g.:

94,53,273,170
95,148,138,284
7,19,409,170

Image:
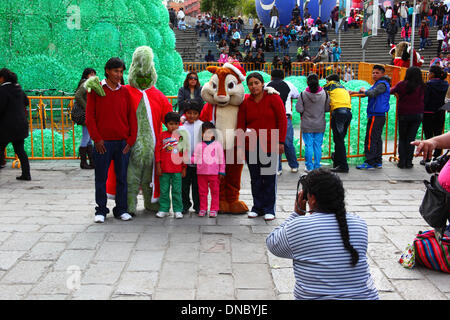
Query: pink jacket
192,141,225,175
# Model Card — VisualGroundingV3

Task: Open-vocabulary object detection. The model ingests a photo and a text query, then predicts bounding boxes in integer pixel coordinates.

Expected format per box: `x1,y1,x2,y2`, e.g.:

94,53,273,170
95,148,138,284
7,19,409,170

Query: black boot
86,144,95,169
79,147,92,169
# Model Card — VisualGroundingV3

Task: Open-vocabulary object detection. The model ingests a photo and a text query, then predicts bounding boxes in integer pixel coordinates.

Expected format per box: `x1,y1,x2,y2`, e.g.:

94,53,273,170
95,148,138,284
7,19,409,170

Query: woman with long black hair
0,68,31,180
390,66,425,168
177,71,204,115
421,65,449,165
74,68,97,169
266,169,379,300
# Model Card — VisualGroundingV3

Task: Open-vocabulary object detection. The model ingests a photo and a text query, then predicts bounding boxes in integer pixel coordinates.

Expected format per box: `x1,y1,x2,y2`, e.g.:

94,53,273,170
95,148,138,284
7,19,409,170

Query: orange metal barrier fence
4,62,449,167
4,93,418,167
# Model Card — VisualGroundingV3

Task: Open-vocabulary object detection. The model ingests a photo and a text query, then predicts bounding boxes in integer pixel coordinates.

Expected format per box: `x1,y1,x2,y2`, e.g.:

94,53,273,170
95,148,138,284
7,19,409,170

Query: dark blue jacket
367,77,391,117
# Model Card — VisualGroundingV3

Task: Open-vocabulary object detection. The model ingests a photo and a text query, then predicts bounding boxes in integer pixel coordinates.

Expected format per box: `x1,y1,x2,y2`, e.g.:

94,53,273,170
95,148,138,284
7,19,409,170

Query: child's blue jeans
303,132,324,171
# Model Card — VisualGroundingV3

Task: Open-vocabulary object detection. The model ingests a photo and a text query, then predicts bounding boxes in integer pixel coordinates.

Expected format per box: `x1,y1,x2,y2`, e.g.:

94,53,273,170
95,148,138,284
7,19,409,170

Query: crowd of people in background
192,6,344,76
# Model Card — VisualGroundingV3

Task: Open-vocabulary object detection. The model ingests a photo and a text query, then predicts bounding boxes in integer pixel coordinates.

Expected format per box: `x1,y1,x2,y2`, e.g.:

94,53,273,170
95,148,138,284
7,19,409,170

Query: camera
425,150,450,174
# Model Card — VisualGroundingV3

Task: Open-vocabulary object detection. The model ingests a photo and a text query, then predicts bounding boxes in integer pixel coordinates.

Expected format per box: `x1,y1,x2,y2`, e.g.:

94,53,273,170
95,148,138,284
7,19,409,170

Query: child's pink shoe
209,211,217,218
198,210,206,217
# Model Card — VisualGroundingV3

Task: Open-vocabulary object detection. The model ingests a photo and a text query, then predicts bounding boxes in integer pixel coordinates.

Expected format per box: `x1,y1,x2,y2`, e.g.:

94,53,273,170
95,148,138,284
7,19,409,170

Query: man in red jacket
85,57,138,223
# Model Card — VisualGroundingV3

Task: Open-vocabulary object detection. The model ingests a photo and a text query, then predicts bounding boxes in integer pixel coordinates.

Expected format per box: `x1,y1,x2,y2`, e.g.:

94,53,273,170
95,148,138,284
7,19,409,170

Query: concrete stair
174,28,199,62
175,24,440,67
339,26,439,67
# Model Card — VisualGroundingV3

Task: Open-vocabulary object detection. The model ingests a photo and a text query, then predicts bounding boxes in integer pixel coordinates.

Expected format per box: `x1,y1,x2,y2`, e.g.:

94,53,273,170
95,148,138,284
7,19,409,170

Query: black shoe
420,159,431,166
330,166,349,173
405,163,414,169
16,175,31,181
397,162,405,169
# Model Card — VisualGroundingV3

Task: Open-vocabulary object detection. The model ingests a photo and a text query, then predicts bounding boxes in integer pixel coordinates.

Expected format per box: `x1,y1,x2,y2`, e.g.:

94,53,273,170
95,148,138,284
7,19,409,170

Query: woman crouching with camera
266,168,379,300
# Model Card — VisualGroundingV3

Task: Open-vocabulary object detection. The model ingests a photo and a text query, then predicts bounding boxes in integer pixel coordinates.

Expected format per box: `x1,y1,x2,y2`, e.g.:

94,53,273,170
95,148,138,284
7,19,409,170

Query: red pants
197,174,220,212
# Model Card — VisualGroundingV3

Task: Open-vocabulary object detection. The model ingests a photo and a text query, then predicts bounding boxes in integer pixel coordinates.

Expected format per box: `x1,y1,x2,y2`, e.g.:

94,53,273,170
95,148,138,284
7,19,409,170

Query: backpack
414,229,450,273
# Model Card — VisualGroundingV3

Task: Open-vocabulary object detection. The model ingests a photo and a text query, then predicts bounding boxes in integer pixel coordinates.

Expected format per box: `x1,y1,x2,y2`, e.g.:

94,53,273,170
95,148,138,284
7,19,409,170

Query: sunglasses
188,76,198,80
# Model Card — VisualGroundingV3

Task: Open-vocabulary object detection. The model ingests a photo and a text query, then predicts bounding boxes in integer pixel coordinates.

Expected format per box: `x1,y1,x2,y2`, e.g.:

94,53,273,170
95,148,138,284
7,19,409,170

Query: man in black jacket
386,19,398,46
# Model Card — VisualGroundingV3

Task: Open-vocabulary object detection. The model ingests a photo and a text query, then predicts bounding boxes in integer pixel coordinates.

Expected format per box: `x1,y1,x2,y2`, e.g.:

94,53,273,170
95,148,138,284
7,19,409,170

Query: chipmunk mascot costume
199,63,249,214
101,46,172,215
390,41,424,68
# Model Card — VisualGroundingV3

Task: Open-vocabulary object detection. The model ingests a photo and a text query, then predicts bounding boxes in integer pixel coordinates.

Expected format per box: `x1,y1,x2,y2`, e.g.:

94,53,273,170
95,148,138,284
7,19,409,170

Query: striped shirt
266,212,379,300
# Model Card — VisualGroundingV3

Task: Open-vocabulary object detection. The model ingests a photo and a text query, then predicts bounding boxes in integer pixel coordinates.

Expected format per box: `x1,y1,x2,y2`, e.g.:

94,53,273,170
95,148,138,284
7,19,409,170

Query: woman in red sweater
237,72,287,221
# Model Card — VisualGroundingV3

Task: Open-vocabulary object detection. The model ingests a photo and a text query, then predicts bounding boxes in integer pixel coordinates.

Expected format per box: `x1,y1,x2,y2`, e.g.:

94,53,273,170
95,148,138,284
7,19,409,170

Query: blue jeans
92,140,130,217
279,117,299,171
420,37,427,49
303,132,324,170
80,125,92,147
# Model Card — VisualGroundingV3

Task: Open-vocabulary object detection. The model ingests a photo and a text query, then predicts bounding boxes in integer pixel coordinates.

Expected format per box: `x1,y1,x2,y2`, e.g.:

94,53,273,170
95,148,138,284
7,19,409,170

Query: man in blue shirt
354,65,391,170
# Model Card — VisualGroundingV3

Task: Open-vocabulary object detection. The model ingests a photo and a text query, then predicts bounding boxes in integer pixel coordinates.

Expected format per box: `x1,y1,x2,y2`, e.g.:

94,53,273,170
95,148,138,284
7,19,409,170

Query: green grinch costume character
105,46,173,215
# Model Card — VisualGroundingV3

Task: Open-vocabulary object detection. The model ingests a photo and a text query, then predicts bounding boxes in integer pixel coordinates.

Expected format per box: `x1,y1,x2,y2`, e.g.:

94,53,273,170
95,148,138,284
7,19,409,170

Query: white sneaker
304,168,311,173
156,211,168,218
276,170,282,176
175,212,183,219
291,167,299,173
248,211,259,218
264,214,276,221
94,215,105,223
119,213,133,221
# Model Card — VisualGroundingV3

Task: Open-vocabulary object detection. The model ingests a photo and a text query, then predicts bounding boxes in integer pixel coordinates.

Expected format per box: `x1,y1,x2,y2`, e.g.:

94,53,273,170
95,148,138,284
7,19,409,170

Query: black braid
304,168,360,266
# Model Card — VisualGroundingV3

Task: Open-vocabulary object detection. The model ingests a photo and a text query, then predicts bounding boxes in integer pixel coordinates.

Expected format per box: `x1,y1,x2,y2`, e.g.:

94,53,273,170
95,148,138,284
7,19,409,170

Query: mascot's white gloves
264,87,280,95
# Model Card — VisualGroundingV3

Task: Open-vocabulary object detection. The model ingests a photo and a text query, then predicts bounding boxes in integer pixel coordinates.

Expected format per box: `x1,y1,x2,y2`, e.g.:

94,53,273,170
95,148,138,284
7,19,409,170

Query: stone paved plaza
0,157,449,300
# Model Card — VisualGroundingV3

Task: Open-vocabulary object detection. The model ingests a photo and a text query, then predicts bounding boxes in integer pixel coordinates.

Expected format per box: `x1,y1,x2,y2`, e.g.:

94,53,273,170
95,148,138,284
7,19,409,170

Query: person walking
0,68,31,181
266,69,300,175
237,72,287,221
74,68,97,169
386,19,398,47
296,73,330,173
418,20,429,51
266,168,379,300
390,66,425,169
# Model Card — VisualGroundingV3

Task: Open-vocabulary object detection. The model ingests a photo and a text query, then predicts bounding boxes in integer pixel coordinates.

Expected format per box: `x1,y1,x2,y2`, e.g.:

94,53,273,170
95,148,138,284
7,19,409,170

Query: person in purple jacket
390,66,425,168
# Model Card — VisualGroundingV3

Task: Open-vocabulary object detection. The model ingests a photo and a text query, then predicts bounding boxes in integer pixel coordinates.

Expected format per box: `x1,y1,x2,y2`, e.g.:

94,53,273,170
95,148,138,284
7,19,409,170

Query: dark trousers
0,139,30,177
423,111,446,159
387,34,395,45
246,150,277,216
364,115,386,166
92,140,130,217
398,114,423,166
182,165,200,212
331,108,352,170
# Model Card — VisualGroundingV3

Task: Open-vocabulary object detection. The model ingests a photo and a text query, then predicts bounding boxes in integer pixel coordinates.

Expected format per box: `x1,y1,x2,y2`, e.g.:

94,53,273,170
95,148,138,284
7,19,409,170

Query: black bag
419,174,450,230
71,100,85,125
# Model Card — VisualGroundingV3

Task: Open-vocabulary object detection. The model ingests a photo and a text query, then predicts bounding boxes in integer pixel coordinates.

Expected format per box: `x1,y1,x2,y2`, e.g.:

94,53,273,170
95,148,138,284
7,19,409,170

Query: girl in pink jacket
191,122,225,218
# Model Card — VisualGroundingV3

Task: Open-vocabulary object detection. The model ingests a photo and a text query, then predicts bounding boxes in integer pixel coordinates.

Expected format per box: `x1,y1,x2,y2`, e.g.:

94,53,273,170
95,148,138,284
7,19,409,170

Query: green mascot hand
84,76,106,97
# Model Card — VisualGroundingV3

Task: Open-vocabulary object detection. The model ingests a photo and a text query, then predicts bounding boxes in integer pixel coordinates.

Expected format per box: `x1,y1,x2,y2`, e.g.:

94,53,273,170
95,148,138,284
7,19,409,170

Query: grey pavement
0,156,448,300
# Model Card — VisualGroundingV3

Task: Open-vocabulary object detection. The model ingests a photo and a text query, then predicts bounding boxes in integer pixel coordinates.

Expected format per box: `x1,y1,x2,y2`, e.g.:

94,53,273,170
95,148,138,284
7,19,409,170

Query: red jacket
86,84,137,146
236,91,287,153
155,130,187,173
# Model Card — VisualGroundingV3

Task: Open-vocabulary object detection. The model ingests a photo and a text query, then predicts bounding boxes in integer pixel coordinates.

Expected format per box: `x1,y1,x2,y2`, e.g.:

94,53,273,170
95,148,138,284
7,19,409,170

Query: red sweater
236,91,287,153
155,130,187,173
85,85,137,146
